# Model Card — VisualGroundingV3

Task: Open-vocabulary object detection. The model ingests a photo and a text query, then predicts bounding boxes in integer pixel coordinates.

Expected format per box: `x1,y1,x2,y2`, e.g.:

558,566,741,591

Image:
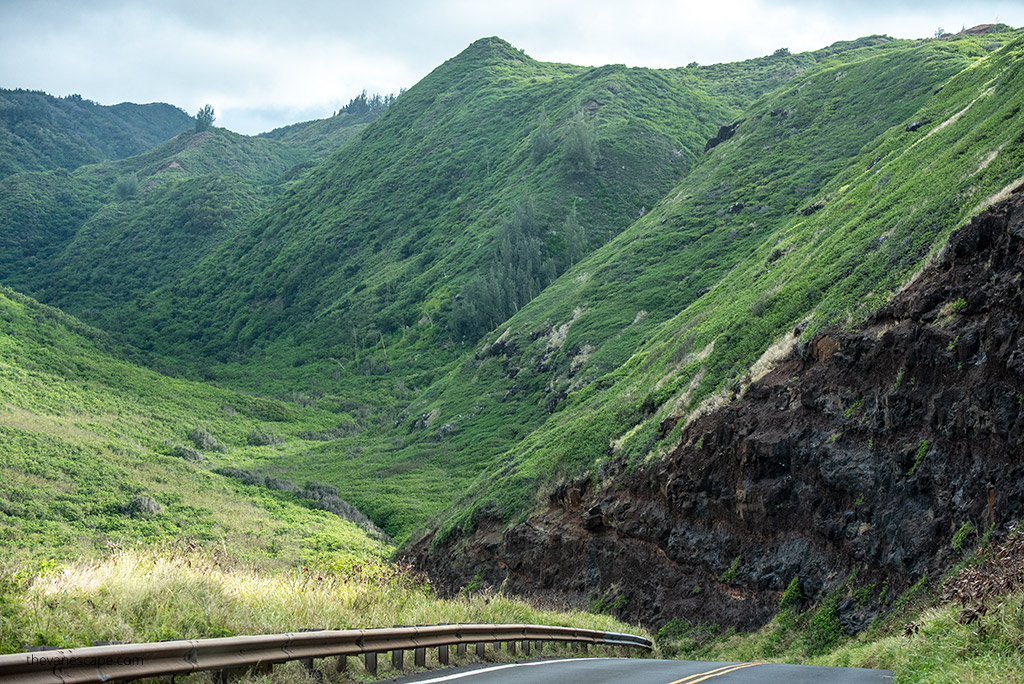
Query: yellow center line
666,662,764,684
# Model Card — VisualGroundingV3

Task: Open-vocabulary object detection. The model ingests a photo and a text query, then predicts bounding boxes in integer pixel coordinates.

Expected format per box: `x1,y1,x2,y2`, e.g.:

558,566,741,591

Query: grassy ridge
250,31,1020,542
420,30,1024,539
0,89,192,179
102,37,859,399
0,284,387,566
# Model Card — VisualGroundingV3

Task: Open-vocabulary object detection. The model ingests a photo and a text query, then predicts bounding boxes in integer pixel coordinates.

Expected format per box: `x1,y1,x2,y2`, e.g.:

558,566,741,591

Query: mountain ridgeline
0,89,194,178
2,26,1024,646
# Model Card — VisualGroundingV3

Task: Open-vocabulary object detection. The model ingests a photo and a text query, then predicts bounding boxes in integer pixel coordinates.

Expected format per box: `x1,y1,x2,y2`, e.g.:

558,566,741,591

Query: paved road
391,657,893,683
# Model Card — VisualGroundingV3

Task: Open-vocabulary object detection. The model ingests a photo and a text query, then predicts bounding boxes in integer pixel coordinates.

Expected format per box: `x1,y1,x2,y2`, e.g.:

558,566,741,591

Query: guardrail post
364,652,377,676
522,639,530,655
415,647,426,667
457,642,466,658
336,654,347,672
535,640,543,652
475,643,485,657
439,644,449,665
300,657,323,682
507,640,516,655
392,649,404,670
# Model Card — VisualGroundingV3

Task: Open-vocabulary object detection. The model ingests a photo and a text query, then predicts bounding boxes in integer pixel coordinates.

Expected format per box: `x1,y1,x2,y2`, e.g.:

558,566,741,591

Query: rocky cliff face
409,193,1024,632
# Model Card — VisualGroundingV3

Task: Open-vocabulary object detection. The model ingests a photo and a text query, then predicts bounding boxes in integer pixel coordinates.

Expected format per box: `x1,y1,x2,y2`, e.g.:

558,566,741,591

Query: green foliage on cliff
0,89,193,178
423,30,1024,542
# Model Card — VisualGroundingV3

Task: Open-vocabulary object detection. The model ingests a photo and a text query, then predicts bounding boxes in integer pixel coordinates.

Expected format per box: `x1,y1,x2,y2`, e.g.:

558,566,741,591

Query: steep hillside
2,31,1020,554
7,36,917,538
411,193,1024,632
0,284,388,565
0,89,192,178
0,126,312,325
108,37,858,394
246,30,1022,541
407,28,1024,544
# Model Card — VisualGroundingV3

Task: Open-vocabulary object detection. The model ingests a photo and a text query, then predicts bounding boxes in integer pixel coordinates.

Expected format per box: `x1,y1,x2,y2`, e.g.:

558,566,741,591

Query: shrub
120,495,163,517
188,428,226,453
169,444,202,461
246,432,284,447
951,520,975,552
802,594,842,655
113,174,139,200
719,556,741,583
909,439,929,475
780,576,805,611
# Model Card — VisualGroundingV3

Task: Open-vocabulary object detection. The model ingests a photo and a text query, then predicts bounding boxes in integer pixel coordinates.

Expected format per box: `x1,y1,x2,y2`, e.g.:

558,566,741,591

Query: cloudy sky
2,0,1022,135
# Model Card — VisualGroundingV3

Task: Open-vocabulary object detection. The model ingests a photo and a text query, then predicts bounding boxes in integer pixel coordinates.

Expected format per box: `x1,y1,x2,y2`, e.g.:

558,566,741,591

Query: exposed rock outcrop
704,121,742,151
409,195,1024,632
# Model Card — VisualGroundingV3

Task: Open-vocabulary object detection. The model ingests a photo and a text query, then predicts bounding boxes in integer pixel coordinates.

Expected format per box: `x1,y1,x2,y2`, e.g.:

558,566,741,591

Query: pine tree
194,104,215,132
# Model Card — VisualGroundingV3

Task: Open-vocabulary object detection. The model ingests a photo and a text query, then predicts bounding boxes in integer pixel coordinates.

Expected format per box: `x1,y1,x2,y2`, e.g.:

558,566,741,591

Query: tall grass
1,546,647,662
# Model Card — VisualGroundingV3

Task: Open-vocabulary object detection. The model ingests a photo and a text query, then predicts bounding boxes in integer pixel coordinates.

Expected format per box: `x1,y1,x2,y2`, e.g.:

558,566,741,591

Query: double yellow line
667,662,764,683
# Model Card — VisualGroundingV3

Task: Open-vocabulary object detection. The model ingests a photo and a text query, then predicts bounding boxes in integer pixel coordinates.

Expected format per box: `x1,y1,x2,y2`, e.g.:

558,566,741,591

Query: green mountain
9,36,894,534
418,29,1024,540
3,24,1024,680
228,29,1024,542
0,114,379,334
3,31,1022,545
0,89,193,178
1,24,1023,635
55,37,869,388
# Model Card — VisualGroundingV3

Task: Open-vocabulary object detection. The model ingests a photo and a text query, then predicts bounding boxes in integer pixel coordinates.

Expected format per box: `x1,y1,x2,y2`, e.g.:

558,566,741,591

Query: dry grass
3,545,648,682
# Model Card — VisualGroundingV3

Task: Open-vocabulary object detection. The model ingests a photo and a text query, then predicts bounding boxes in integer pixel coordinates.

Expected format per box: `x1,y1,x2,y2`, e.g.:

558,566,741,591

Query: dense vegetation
1,35,933,538
0,89,192,178
424,29,1024,541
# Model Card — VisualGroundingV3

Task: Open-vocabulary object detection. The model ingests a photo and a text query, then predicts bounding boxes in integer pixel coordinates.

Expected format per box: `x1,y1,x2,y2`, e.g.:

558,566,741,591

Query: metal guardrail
0,623,652,683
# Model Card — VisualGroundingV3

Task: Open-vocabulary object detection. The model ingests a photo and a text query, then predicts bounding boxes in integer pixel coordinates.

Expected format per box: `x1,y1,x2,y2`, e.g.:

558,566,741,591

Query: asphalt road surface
392,657,894,683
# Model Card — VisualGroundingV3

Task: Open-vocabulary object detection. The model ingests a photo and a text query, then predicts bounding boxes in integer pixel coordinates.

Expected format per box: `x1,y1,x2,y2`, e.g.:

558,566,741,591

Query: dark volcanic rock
704,121,742,151
408,196,1024,632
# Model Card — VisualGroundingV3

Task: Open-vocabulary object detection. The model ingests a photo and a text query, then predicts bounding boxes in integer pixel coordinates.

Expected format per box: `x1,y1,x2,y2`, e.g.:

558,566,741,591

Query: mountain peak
456,36,530,64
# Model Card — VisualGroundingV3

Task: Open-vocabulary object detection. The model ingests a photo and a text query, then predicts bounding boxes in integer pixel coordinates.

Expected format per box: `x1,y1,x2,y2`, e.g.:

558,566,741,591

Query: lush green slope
0,284,388,565
0,89,192,178
238,31,1019,541
259,107,382,160
35,36,894,538
105,37,857,397
0,126,314,323
2,31,1021,547
422,29,1024,539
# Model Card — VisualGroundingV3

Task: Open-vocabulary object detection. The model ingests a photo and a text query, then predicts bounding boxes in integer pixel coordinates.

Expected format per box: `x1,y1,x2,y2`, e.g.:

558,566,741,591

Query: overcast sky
2,0,1022,135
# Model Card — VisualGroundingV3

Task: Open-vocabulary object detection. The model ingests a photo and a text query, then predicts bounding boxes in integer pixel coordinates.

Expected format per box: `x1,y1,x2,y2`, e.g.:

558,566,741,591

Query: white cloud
1,0,1021,134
